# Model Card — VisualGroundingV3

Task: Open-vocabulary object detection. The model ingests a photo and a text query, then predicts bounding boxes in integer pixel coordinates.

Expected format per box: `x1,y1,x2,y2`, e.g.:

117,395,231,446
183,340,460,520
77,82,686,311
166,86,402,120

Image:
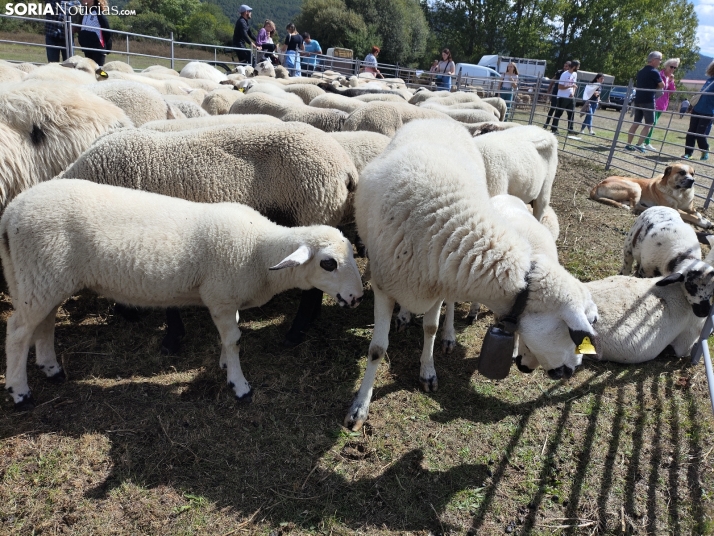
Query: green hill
682,54,713,80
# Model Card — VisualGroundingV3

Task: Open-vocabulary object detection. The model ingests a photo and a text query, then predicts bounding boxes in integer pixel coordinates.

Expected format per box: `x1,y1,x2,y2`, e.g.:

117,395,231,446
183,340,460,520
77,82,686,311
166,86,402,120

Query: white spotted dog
621,206,714,316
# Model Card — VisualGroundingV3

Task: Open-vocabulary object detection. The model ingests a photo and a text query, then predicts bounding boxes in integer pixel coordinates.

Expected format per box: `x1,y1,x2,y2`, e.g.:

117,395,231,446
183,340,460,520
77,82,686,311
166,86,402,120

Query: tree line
0,0,700,82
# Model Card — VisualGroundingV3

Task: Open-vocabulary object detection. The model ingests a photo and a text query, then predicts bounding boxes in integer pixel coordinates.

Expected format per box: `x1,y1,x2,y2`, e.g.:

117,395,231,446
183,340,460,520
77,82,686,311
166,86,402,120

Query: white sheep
1,179,363,409
25,63,96,85
141,114,281,132
201,88,243,115
14,62,38,74
342,101,454,137
230,92,346,132
101,71,192,95
0,80,132,208
472,125,558,220
255,60,275,77
345,119,598,430
618,206,714,317
418,102,498,124
179,61,227,83
283,83,326,104
164,96,209,118
87,80,181,125
246,83,304,104
103,60,135,73
396,195,560,349
481,97,508,121
59,122,360,348
142,65,180,76
327,131,391,173
517,275,710,367
309,93,365,114
0,60,26,83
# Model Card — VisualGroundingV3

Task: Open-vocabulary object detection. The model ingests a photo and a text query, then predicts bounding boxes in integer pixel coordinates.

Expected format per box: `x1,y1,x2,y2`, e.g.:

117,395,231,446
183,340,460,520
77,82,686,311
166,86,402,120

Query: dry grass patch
0,155,712,535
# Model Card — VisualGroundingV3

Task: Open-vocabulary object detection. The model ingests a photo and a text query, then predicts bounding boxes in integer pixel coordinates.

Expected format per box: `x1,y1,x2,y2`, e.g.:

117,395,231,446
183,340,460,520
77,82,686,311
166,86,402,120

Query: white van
455,63,501,94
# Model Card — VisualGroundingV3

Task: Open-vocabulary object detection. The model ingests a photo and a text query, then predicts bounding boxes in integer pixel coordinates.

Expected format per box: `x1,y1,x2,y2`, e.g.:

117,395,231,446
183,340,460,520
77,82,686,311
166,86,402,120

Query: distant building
680,79,706,91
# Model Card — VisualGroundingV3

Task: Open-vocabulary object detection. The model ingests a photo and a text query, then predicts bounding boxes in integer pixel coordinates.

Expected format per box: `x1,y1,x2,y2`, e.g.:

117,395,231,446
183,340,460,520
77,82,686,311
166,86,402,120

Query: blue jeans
581,101,597,129
436,75,451,91
45,34,68,63
284,51,301,77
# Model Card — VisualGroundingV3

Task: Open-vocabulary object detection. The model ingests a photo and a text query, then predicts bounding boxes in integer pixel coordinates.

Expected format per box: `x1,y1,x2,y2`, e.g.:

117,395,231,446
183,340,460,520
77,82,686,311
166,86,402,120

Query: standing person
430,48,455,91
543,60,571,129
363,46,384,78
76,0,111,66
232,5,259,64
624,51,664,153
551,59,580,137
45,0,80,62
302,32,322,73
499,62,519,116
579,73,604,135
682,61,714,161
642,57,679,150
280,23,304,77
256,20,277,64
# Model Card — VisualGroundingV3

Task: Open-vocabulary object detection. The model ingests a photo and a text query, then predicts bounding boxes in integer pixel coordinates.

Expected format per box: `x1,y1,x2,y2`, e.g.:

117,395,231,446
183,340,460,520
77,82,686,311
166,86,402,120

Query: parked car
601,86,635,111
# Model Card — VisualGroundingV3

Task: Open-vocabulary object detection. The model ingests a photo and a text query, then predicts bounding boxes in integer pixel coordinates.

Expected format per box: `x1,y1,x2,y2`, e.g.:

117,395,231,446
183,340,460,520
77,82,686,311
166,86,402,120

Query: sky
695,0,714,57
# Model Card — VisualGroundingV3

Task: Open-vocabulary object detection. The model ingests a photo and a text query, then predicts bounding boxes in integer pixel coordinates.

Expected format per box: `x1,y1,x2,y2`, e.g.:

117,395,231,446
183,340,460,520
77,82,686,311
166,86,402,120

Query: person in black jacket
76,0,111,66
232,5,259,64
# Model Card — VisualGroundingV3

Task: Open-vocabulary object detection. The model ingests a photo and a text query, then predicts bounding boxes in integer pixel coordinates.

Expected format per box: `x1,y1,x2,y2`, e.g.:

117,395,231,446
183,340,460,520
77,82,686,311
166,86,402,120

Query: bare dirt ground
0,154,713,535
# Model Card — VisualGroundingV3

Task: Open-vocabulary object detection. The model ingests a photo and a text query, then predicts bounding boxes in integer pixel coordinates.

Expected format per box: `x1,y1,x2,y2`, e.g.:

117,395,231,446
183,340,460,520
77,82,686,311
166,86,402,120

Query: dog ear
663,166,672,179
696,232,713,245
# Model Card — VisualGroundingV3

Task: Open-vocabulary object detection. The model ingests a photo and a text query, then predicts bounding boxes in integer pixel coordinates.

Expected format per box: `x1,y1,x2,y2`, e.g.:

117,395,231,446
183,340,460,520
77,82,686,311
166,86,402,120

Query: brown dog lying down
589,163,712,229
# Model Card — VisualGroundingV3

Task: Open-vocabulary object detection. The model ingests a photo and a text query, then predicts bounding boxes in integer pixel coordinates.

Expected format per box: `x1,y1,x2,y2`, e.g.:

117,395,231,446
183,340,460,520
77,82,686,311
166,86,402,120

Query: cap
239,4,252,13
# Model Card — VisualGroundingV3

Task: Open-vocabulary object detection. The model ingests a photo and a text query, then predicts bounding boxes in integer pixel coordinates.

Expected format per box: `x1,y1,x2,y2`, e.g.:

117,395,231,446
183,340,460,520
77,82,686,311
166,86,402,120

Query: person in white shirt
579,73,604,135
551,60,580,136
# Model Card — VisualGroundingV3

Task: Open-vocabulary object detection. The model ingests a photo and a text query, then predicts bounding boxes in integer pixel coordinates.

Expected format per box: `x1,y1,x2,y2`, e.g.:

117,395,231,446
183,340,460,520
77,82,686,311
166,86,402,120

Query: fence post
456,67,462,91
528,76,541,125
125,34,129,66
170,32,174,70
64,19,73,58
605,79,634,171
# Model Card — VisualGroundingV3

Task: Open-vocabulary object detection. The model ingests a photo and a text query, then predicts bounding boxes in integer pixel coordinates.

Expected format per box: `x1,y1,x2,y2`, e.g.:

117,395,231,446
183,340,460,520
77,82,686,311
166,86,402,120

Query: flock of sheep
0,56,711,432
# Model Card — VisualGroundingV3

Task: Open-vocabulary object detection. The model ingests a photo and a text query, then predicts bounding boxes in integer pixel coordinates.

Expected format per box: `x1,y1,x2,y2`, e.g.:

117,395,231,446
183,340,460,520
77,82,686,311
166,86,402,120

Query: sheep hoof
46,368,66,384
344,404,367,431
514,355,535,374
160,336,182,356
420,375,438,392
13,393,35,412
234,388,254,403
283,331,304,347
442,339,456,354
113,303,142,323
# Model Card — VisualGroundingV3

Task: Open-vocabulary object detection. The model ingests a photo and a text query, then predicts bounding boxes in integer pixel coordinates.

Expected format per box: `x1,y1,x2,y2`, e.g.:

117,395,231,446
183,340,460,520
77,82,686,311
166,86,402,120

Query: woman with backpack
76,0,111,66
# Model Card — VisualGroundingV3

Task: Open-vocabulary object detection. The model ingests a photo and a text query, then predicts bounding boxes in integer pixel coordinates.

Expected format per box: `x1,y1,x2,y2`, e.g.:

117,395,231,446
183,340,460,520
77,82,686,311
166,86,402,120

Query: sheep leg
6,308,54,410
421,300,443,392
160,307,186,355
34,305,64,382
442,302,456,354
466,302,481,324
284,288,323,346
395,305,412,332
211,307,252,401
113,303,142,323
620,245,635,275
344,285,394,431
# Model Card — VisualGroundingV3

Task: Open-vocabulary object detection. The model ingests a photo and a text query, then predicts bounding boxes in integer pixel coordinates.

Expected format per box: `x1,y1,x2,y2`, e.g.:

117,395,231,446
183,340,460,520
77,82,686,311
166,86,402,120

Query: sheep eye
320,258,337,272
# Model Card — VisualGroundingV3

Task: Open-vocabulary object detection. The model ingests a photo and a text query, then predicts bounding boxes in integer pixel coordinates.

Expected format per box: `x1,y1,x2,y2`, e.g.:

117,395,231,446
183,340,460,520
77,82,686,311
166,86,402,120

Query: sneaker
624,145,636,151
643,144,656,151
702,152,709,161
589,130,596,135
551,129,560,135
682,154,692,160
568,134,581,140
635,145,646,153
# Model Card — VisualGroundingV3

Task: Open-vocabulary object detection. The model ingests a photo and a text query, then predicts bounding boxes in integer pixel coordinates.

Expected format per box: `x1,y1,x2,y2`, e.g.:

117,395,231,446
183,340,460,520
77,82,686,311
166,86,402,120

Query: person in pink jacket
643,57,680,150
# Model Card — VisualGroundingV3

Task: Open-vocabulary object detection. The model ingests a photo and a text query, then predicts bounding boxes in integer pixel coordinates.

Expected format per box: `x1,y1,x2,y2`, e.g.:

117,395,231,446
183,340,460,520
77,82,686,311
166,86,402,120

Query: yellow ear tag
238,87,245,92
99,70,108,79
576,336,597,355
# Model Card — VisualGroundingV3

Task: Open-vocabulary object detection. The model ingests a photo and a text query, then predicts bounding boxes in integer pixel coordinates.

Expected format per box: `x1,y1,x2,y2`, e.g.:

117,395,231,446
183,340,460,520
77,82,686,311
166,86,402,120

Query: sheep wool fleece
60,122,358,227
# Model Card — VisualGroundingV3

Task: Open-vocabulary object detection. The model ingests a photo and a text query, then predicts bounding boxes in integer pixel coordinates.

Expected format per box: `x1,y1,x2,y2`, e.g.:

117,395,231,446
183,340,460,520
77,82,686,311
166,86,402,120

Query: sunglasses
670,66,678,70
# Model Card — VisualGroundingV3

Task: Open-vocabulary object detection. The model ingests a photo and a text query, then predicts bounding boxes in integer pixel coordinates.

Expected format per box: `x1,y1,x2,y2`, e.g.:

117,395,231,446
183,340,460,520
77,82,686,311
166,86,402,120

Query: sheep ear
269,245,312,270
656,272,685,286
95,68,108,79
564,310,601,359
